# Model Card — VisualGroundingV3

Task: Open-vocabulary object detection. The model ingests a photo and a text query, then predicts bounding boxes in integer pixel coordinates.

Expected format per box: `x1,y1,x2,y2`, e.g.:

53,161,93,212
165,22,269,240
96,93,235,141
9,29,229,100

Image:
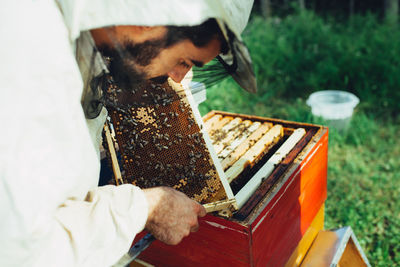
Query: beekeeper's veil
57,0,256,117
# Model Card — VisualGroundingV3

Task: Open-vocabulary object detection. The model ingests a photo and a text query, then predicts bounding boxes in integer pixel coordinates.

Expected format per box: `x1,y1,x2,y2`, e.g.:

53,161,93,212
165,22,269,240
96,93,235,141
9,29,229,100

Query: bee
155,143,162,151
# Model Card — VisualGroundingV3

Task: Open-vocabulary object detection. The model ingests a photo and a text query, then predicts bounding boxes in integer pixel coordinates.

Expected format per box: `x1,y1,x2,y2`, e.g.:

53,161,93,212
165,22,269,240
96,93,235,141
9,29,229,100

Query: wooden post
299,0,306,12
349,0,355,18
385,0,399,25
260,0,272,19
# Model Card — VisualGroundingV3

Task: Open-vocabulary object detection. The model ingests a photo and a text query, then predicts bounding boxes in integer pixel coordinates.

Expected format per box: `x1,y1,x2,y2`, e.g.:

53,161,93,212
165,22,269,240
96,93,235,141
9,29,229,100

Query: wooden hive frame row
203,112,308,210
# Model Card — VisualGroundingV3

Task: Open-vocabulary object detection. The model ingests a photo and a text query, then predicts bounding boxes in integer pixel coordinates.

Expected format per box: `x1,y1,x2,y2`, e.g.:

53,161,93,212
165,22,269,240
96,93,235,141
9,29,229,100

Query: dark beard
96,36,171,90
97,45,147,91
150,75,169,84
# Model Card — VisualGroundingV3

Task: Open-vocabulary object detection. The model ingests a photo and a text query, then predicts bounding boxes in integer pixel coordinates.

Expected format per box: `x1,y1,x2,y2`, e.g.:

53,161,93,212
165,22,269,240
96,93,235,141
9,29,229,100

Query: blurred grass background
197,10,400,266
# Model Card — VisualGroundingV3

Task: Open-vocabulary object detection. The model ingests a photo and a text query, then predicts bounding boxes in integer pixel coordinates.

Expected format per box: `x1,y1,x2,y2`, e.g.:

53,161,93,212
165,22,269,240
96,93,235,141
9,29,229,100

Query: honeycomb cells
104,79,226,203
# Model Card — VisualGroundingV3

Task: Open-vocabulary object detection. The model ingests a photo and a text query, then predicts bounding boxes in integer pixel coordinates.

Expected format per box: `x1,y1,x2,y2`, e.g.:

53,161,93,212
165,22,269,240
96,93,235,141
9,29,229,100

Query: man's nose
167,67,190,83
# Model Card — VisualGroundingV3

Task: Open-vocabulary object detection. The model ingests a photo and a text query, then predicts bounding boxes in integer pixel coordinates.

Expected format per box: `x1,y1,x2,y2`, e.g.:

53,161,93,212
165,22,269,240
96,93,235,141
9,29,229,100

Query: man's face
91,26,221,88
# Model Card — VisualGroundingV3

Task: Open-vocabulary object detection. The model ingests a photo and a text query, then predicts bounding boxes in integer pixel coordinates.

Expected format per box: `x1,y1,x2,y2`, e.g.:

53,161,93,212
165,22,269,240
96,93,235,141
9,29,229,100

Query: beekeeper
0,0,256,266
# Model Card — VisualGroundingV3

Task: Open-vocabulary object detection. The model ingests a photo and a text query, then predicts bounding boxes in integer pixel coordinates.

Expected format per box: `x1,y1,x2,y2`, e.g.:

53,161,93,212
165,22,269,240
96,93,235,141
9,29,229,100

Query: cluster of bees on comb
101,75,226,204
204,114,285,185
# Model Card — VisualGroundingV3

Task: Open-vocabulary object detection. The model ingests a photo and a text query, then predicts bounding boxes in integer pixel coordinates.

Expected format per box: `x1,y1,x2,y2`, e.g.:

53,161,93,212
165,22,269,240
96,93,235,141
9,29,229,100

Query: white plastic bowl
306,90,359,130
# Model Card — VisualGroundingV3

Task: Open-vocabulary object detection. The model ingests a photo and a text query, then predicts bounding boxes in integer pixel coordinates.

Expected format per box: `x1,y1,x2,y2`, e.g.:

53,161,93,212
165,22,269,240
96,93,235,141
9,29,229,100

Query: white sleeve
0,1,148,266
0,183,148,267
53,185,148,266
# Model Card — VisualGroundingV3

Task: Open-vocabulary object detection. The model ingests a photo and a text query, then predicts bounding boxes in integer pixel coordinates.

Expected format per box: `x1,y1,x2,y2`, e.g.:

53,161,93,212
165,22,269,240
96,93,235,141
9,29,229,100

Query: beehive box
134,111,329,266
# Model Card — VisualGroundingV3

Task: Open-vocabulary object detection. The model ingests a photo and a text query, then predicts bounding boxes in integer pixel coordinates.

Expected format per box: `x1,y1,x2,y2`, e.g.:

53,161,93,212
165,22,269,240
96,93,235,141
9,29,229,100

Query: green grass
241,12,400,117
197,11,400,265
326,115,400,266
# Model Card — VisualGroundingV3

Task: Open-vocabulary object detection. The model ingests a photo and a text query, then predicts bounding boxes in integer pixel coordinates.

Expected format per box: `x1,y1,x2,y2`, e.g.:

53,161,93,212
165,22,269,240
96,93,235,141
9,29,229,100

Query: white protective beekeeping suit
0,0,254,266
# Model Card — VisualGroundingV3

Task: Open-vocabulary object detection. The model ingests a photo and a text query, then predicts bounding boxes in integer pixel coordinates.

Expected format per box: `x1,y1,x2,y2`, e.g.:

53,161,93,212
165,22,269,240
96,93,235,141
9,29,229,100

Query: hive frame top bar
234,128,306,208
203,110,324,131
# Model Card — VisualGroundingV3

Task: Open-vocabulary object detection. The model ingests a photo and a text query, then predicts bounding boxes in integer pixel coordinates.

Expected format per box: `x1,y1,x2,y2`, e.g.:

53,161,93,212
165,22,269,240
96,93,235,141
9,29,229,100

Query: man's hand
142,187,206,245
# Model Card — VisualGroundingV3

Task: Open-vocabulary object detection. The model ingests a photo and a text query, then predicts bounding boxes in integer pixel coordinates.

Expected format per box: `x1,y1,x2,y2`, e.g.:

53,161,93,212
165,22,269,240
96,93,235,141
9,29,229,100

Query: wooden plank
104,123,124,185
206,110,321,131
208,116,233,133
202,110,217,122
130,259,154,267
218,121,261,159
203,114,222,131
210,117,242,144
203,199,236,213
138,214,251,266
338,239,369,267
221,122,272,170
234,128,319,220
285,205,325,267
249,130,328,266
213,120,252,154
168,79,235,203
300,227,370,267
225,125,284,183
235,128,306,208
250,163,305,267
